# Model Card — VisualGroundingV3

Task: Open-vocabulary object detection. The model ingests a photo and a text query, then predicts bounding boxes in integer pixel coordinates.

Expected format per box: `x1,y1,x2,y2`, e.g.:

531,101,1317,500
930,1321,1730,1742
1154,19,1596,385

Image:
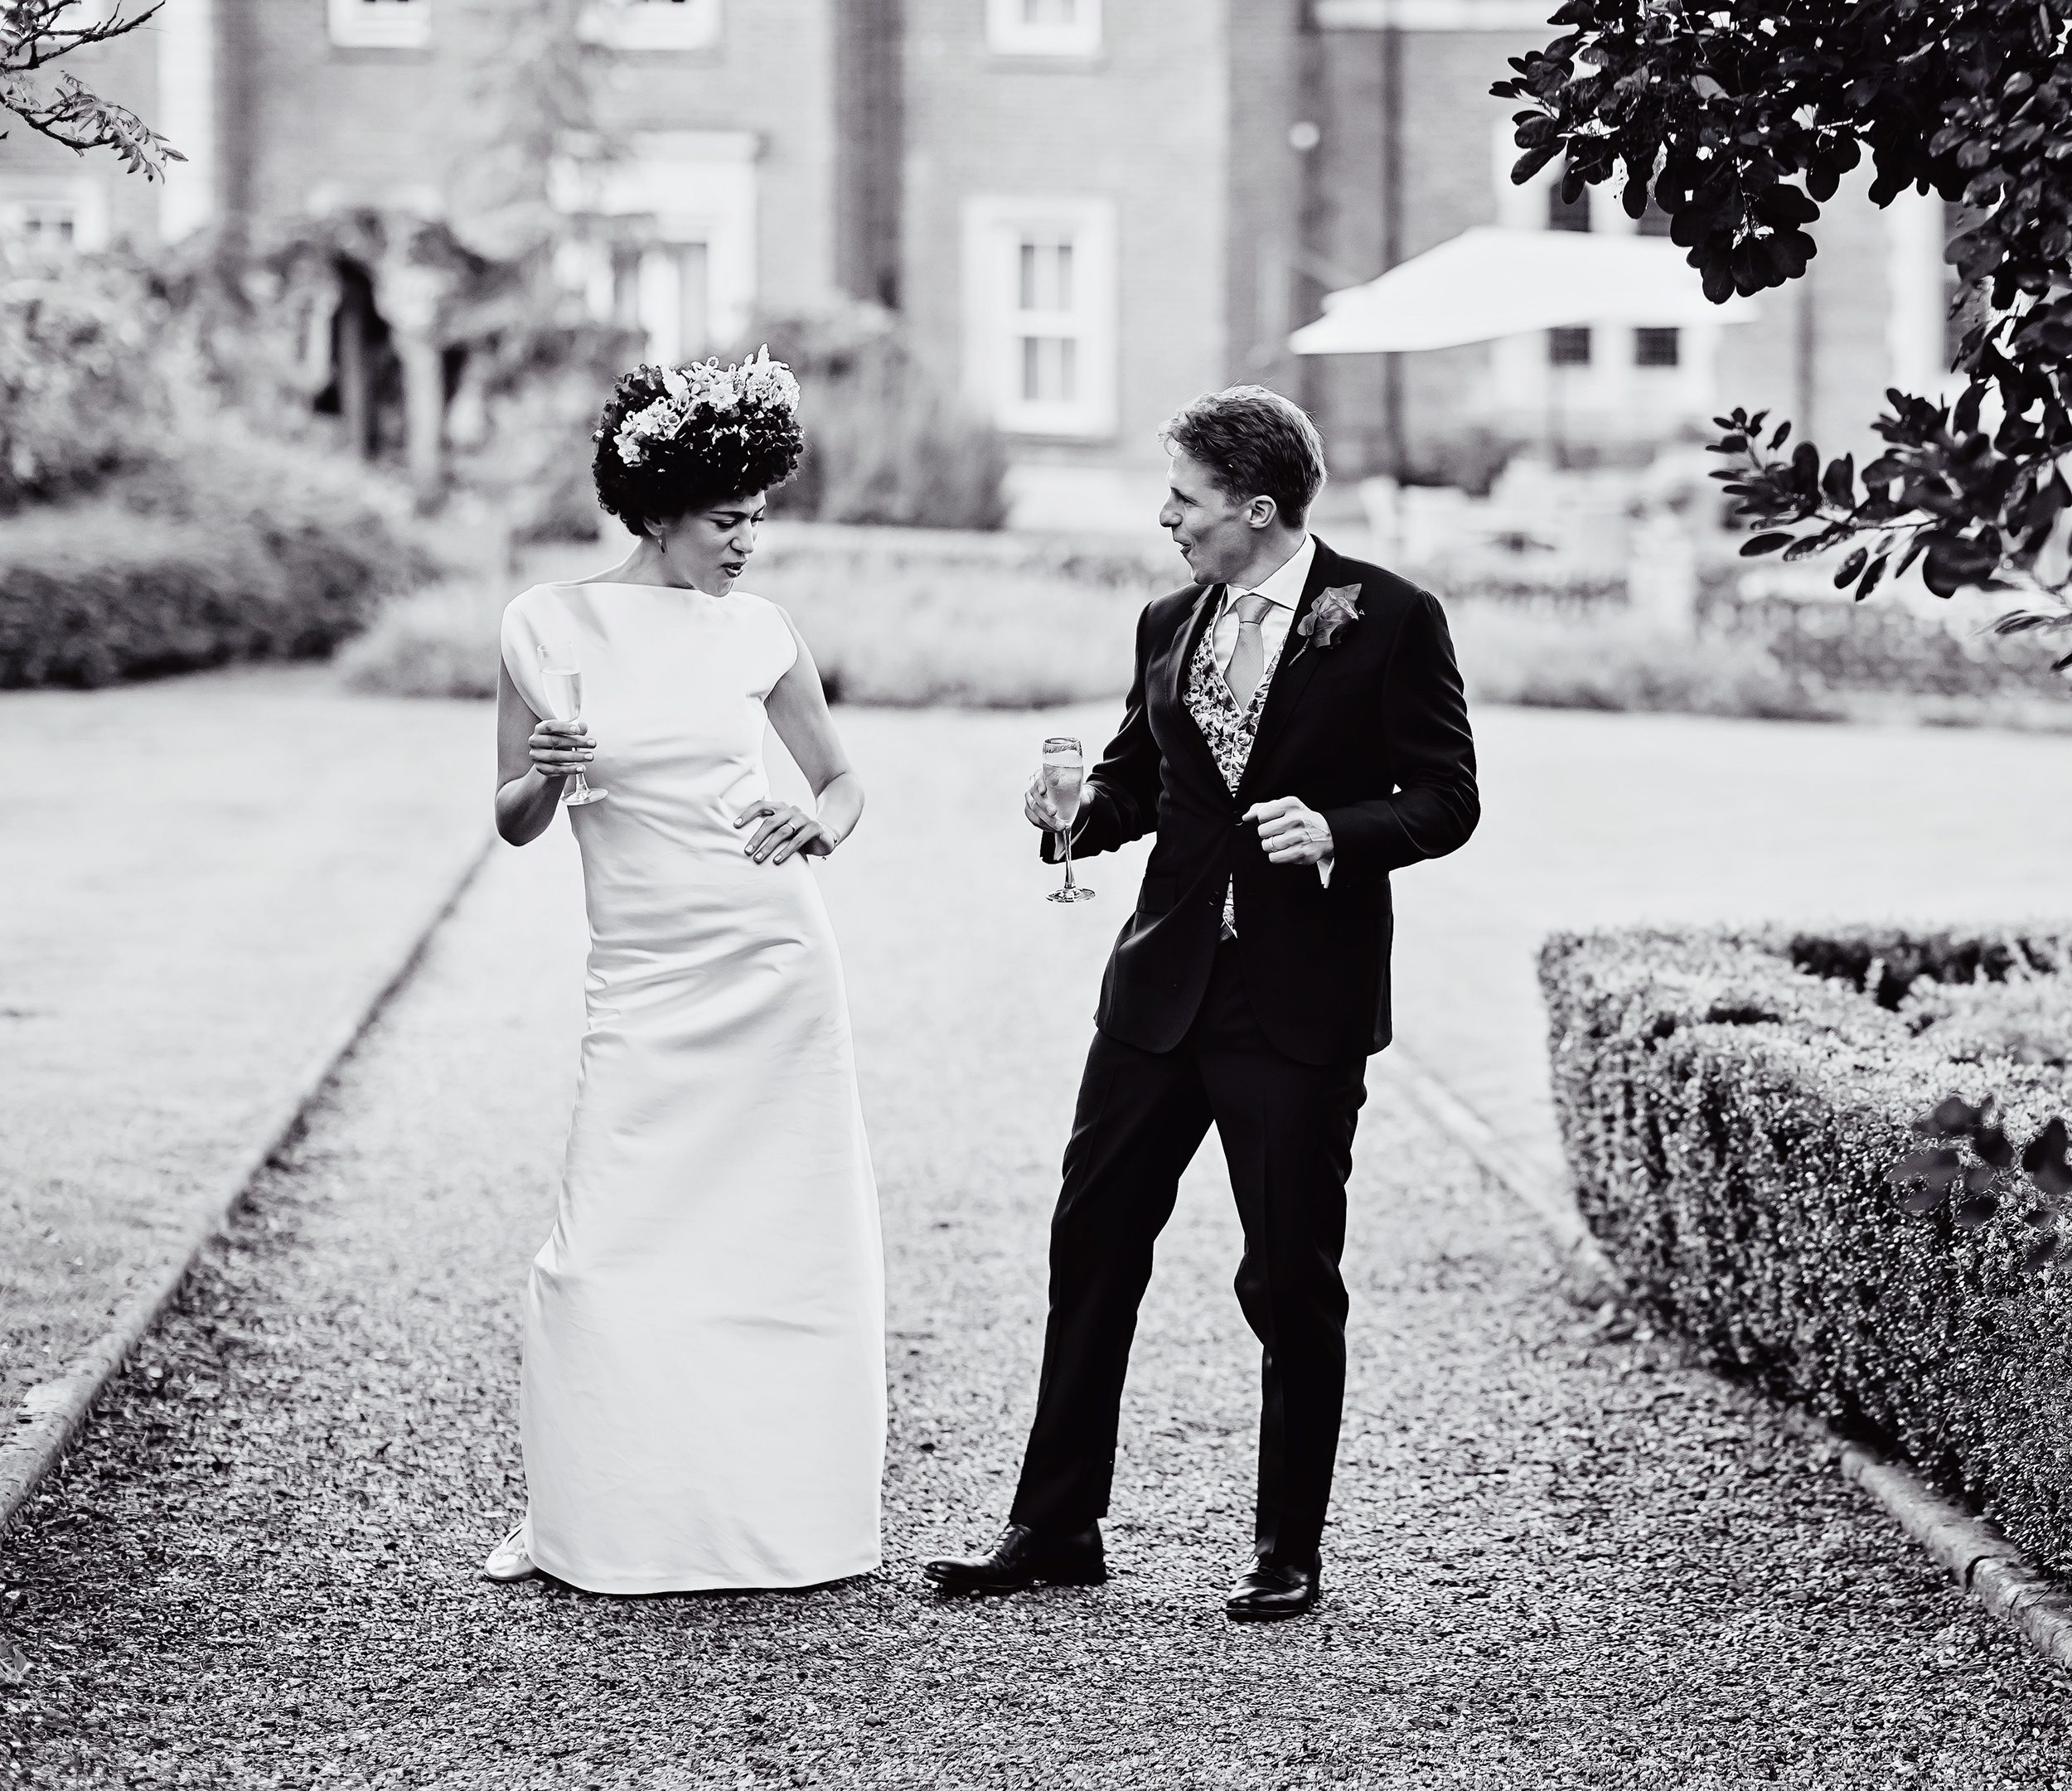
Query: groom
925,385,1479,1621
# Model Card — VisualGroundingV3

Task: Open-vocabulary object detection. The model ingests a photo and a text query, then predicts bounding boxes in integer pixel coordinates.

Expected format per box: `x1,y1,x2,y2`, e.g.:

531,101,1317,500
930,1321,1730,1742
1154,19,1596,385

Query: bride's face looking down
649,493,767,596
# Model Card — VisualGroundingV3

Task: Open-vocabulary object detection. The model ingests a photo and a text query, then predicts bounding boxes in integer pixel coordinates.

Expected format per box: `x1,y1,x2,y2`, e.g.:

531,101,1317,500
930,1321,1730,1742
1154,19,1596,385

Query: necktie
1225,592,1271,709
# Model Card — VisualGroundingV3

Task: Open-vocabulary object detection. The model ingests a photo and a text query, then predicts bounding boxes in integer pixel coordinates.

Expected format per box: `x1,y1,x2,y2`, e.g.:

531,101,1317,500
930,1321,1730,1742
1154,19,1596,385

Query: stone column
378,259,454,508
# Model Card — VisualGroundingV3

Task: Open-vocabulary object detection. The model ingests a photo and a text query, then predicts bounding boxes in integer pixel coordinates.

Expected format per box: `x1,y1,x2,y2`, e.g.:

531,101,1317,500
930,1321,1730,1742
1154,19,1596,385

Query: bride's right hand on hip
530,719,594,780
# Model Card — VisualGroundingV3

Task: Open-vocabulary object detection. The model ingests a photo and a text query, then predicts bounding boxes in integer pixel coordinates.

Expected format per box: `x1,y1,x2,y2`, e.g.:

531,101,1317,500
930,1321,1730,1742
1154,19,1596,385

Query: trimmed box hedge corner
1539,924,2072,1574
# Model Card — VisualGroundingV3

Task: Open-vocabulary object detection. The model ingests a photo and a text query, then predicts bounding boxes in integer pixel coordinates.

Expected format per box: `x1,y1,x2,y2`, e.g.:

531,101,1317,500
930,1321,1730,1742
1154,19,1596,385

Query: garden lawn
4,704,2070,1787
0,667,489,1421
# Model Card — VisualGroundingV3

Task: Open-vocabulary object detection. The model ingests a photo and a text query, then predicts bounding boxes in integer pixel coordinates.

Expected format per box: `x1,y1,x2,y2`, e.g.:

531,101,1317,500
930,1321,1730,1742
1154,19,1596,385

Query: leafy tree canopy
0,0,181,178
1494,0,2072,627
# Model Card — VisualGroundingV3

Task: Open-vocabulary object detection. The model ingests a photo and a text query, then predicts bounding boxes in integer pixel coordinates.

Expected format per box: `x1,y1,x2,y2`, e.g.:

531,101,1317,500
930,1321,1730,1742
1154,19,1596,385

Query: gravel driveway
4,707,2070,1789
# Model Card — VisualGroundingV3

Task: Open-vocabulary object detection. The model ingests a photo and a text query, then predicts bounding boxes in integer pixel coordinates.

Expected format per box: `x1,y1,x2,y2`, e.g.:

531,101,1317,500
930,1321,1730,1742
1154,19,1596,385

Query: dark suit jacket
1043,536,1479,1066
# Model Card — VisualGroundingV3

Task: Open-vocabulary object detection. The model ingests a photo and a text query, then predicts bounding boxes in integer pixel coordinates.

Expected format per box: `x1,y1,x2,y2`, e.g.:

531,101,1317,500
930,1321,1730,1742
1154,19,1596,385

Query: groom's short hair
1159,385,1328,528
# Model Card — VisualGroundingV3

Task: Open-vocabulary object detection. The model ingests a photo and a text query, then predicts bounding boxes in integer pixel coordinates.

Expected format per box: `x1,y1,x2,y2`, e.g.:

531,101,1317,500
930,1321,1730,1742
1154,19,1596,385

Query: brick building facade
1,0,1948,524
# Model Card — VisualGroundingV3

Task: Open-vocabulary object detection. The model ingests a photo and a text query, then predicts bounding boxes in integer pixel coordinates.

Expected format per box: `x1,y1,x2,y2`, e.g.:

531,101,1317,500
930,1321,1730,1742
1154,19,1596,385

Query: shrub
337,577,510,699
748,306,1009,531
340,525,1145,708
1709,593,2072,704
0,260,167,511
0,421,430,688
1540,924,2072,1573
1441,589,2072,728
1449,601,1846,723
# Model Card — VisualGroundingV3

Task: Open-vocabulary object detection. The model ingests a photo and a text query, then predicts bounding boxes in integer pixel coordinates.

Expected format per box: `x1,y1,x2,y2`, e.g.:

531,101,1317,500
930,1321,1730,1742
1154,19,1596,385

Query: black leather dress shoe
1224,1557,1321,1622
922,1522,1106,1595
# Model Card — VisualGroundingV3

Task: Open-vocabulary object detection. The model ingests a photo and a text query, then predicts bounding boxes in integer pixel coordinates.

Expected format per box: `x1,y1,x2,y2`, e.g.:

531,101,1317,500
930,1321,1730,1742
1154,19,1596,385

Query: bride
483,351,884,1593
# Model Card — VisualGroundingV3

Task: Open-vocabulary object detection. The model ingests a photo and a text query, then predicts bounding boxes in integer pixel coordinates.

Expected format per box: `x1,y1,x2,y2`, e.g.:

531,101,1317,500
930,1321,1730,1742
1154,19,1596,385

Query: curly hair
590,361,805,533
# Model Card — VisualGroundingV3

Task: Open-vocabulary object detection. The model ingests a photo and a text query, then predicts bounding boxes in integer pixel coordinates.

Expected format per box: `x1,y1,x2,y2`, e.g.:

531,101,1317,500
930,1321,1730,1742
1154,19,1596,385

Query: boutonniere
1296,584,1363,651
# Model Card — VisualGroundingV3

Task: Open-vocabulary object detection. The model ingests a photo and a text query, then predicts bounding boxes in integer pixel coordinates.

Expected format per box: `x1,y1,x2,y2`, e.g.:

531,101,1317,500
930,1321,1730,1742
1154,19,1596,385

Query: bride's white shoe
482,1523,538,1583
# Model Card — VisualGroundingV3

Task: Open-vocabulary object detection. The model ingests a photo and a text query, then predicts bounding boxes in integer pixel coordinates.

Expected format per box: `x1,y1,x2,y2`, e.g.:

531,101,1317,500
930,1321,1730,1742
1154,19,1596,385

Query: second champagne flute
540,644,608,806
1041,735,1094,903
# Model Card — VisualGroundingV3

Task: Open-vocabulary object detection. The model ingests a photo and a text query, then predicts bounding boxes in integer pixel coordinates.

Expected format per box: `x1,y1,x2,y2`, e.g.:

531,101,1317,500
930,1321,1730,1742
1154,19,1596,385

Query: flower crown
608,346,802,470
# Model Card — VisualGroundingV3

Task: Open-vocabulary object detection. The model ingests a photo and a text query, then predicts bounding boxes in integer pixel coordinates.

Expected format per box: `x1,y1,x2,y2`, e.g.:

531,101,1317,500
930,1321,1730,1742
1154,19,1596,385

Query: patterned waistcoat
1184,600,1285,937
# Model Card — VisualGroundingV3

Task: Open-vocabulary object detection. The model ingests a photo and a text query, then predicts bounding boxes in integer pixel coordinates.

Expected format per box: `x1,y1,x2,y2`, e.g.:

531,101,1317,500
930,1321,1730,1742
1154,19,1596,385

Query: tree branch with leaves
1,0,182,179
1493,0,2072,638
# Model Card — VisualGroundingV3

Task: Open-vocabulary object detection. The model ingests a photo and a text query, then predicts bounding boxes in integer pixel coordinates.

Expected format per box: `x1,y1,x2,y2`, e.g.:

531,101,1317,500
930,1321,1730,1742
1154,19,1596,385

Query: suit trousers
1009,940,1369,1566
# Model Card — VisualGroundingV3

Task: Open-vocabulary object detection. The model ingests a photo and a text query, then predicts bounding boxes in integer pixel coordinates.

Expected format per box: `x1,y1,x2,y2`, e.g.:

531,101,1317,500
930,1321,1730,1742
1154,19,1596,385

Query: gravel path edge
1377,1043,2072,1678
0,826,496,1539
1380,1048,1619,1301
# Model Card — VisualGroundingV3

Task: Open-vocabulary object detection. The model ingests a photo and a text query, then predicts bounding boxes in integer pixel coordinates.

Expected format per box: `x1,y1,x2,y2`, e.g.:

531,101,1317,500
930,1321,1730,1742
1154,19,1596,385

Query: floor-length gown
501,579,885,1594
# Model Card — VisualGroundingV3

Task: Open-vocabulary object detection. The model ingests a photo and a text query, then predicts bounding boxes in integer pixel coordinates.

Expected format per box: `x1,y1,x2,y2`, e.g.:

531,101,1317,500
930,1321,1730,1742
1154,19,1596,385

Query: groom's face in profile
1159,449,1271,588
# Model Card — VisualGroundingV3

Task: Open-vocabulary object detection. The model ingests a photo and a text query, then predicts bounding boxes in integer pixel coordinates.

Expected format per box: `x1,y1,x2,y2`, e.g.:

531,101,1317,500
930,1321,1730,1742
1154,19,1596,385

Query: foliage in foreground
0,0,181,178
1541,924,2072,1572
1498,0,2072,612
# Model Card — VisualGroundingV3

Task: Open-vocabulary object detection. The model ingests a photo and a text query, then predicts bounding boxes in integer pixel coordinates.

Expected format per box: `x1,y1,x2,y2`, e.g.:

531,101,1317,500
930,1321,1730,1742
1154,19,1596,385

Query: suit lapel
1242,539,1339,784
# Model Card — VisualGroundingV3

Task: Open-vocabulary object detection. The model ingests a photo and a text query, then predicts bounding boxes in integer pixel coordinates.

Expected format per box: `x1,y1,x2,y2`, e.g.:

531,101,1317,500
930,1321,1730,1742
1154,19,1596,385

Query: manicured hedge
1540,924,2072,1572
0,429,431,689
1711,593,2072,703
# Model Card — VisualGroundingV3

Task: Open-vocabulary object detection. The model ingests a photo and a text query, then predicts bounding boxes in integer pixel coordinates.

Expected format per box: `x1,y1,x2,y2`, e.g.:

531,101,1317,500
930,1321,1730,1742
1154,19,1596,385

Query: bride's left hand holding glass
533,644,608,805
527,715,595,787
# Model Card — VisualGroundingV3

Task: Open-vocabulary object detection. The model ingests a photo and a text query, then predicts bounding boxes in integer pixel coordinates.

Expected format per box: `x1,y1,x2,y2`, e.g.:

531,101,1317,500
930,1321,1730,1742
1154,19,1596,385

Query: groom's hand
1245,796,1334,867
1024,770,1069,833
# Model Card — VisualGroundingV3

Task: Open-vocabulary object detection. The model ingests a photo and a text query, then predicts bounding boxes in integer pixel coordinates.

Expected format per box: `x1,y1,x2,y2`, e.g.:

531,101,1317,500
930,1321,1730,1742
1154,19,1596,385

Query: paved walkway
1,669,488,1416
4,705,2071,1787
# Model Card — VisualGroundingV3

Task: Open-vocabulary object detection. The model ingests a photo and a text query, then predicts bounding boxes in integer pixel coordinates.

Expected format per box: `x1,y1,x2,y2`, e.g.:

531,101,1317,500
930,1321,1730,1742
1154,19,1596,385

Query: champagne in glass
1042,735,1094,903
539,645,608,806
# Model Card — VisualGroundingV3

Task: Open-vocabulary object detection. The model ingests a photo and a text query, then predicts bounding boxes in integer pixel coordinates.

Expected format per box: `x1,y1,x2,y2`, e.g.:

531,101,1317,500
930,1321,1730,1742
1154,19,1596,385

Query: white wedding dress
501,580,885,1594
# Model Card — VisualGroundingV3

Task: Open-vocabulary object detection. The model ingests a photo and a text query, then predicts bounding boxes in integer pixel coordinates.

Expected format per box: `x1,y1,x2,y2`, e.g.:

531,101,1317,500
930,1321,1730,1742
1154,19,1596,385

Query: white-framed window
962,196,1116,438
327,0,430,49
578,0,721,51
552,132,758,363
985,0,1101,58
0,180,110,264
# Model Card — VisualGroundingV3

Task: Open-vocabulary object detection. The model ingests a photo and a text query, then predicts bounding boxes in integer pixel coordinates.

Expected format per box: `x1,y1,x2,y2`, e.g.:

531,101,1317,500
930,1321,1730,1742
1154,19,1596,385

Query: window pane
1019,335,1079,403
1548,327,1591,365
1636,197,1673,238
1547,182,1590,233
1634,327,1679,367
1019,240,1075,312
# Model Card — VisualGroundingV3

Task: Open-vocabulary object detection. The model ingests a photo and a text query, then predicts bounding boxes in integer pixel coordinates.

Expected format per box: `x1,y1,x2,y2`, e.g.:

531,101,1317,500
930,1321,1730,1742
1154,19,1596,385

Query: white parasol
1289,225,1760,354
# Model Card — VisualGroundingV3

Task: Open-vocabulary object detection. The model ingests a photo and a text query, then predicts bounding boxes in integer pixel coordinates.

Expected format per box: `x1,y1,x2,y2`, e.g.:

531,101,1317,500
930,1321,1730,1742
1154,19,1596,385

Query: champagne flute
1041,735,1094,903
539,644,608,807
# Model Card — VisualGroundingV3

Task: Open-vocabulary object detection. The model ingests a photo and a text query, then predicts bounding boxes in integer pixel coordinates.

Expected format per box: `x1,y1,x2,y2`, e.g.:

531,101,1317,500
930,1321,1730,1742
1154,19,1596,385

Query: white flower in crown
612,349,799,467
738,344,801,415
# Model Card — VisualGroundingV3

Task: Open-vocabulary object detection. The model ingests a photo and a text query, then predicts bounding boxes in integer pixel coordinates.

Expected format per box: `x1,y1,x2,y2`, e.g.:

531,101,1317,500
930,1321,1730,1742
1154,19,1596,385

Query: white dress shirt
1209,535,1334,888
1210,533,1314,683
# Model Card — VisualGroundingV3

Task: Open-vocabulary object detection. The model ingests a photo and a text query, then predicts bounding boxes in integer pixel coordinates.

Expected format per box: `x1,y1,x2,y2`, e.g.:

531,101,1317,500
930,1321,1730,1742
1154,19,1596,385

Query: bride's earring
656,525,668,557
